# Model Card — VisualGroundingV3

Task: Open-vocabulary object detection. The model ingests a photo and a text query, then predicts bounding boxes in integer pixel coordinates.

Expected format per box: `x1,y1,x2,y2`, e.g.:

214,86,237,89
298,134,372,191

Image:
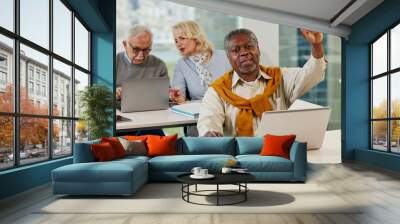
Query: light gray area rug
38,183,361,214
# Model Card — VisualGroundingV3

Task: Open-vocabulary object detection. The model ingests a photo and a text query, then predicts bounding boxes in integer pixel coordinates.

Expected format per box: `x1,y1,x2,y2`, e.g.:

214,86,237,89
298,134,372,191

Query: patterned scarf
189,52,213,89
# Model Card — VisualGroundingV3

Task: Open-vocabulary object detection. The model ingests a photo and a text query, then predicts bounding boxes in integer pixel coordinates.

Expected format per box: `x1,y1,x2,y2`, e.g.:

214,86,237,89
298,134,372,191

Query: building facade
0,41,73,153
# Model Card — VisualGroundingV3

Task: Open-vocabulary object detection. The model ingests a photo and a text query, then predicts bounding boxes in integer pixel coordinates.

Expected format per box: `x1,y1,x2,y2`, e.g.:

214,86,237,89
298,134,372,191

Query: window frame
370,20,400,154
0,0,92,171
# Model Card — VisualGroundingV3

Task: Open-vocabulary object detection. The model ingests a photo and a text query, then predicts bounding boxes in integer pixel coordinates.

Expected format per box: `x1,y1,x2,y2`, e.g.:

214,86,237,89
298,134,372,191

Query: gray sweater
116,52,168,87
172,50,232,100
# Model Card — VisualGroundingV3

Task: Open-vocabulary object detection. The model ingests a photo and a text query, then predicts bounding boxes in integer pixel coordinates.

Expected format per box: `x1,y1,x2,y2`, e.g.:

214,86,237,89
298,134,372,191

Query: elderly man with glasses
116,25,168,136
116,25,168,100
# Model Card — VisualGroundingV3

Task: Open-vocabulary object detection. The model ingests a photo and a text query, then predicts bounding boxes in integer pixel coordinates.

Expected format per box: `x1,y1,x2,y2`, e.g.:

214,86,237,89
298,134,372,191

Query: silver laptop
121,77,170,112
256,107,331,149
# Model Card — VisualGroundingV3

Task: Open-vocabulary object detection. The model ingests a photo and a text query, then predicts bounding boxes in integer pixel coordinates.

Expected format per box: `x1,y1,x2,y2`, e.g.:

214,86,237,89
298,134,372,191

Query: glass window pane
0,35,14,113
372,77,387,119
20,44,49,115
372,121,388,151
391,72,400,118
53,119,72,158
372,33,387,76
391,24,400,70
0,116,14,170
0,0,14,31
391,120,400,153
53,0,72,60
20,0,49,49
20,117,49,165
75,120,88,143
53,59,72,117
75,18,89,70
74,69,89,118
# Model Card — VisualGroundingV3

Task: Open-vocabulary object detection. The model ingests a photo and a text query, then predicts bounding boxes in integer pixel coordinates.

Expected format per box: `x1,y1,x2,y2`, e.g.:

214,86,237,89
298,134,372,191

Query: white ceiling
225,0,352,23
168,0,384,38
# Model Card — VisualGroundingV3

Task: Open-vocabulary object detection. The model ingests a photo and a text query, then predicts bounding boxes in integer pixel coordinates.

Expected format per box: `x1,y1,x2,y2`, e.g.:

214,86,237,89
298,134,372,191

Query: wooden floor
1,162,400,224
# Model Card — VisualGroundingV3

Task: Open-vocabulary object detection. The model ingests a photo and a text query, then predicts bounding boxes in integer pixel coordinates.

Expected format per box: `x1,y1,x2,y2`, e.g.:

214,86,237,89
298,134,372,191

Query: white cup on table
191,167,202,176
200,169,208,176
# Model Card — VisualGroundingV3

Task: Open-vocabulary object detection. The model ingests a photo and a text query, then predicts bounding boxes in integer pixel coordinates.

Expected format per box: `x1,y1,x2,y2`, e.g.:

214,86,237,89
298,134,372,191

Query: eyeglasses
128,43,152,55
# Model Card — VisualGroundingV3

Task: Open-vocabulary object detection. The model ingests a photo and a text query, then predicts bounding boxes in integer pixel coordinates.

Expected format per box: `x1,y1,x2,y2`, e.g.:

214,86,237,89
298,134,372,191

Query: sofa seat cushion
236,155,293,172
117,155,150,163
53,159,147,183
149,154,235,172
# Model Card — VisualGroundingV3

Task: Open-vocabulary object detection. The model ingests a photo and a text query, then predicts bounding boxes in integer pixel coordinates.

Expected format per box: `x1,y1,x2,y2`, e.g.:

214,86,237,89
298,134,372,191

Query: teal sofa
52,137,307,196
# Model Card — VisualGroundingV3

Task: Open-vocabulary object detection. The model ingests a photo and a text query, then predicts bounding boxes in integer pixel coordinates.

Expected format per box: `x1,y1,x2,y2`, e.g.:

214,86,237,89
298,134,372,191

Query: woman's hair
172,20,213,55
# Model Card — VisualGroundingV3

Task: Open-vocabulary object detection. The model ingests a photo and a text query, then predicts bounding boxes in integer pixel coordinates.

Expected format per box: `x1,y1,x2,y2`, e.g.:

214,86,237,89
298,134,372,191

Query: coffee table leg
187,184,190,202
245,183,247,201
217,184,219,206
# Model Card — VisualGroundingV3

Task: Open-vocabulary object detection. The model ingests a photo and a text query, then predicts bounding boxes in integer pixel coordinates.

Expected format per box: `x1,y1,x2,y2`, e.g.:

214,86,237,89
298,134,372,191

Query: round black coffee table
177,173,255,206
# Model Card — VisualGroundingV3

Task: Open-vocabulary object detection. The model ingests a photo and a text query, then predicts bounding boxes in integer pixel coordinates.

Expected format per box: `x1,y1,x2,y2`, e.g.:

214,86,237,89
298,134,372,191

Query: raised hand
299,28,324,59
300,28,323,45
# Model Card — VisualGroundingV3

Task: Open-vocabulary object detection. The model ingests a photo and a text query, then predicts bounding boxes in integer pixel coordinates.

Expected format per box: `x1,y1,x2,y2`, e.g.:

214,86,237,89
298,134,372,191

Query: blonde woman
170,21,231,104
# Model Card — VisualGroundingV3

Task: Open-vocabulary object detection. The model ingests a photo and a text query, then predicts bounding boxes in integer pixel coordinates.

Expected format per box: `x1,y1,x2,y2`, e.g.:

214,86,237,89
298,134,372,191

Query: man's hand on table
204,131,223,137
169,88,186,104
116,87,122,100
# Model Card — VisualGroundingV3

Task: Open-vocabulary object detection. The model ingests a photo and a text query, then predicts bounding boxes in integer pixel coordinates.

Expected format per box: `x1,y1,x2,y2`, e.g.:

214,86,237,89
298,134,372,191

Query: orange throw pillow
91,142,117,161
124,135,149,142
101,137,127,158
146,134,178,157
260,134,296,159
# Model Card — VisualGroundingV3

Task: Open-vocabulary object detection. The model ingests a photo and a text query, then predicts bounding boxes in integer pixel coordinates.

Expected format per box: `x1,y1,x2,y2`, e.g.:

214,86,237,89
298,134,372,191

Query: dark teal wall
344,0,400,171
355,149,400,172
0,158,72,199
92,32,115,136
342,43,369,160
0,0,116,200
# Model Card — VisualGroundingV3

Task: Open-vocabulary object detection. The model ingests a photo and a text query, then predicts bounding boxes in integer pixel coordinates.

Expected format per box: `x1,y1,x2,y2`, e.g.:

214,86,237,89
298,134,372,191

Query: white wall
239,17,280,66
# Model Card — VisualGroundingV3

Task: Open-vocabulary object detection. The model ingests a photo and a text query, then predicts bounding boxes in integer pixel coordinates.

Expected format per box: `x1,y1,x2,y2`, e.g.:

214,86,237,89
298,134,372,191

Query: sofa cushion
260,134,296,159
148,154,235,172
177,137,235,155
115,155,150,163
124,135,149,141
91,142,118,162
235,137,263,155
147,135,178,157
101,137,127,158
118,137,147,156
236,155,293,172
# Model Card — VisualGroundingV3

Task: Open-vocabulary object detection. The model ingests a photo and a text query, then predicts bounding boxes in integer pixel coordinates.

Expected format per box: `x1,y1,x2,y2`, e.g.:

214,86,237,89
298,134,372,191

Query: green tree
79,84,113,140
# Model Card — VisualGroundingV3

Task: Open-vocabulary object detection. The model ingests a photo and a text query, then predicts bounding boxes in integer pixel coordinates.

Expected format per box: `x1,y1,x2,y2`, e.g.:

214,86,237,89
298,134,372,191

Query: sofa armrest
73,140,100,163
289,141,307,181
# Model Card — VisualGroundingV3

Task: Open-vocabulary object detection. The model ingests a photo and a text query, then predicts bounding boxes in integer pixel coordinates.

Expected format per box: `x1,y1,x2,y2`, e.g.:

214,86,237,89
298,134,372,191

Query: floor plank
1,162,400,224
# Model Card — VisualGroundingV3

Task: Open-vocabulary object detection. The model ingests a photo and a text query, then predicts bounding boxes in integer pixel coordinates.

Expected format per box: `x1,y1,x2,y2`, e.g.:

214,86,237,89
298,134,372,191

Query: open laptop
121,77,170,113
256,104,331,149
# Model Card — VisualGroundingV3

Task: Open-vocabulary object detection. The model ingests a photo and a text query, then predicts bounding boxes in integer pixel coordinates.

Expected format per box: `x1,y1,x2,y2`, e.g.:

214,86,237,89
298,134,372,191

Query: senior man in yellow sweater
197,28,327,137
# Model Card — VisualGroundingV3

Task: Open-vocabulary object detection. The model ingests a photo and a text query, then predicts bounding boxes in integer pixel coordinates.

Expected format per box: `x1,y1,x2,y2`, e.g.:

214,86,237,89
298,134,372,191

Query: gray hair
224,28,258,52
126,25,153,40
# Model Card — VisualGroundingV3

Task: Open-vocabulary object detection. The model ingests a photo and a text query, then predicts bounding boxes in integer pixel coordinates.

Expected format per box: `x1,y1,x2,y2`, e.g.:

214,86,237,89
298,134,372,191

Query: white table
116,109,197,133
